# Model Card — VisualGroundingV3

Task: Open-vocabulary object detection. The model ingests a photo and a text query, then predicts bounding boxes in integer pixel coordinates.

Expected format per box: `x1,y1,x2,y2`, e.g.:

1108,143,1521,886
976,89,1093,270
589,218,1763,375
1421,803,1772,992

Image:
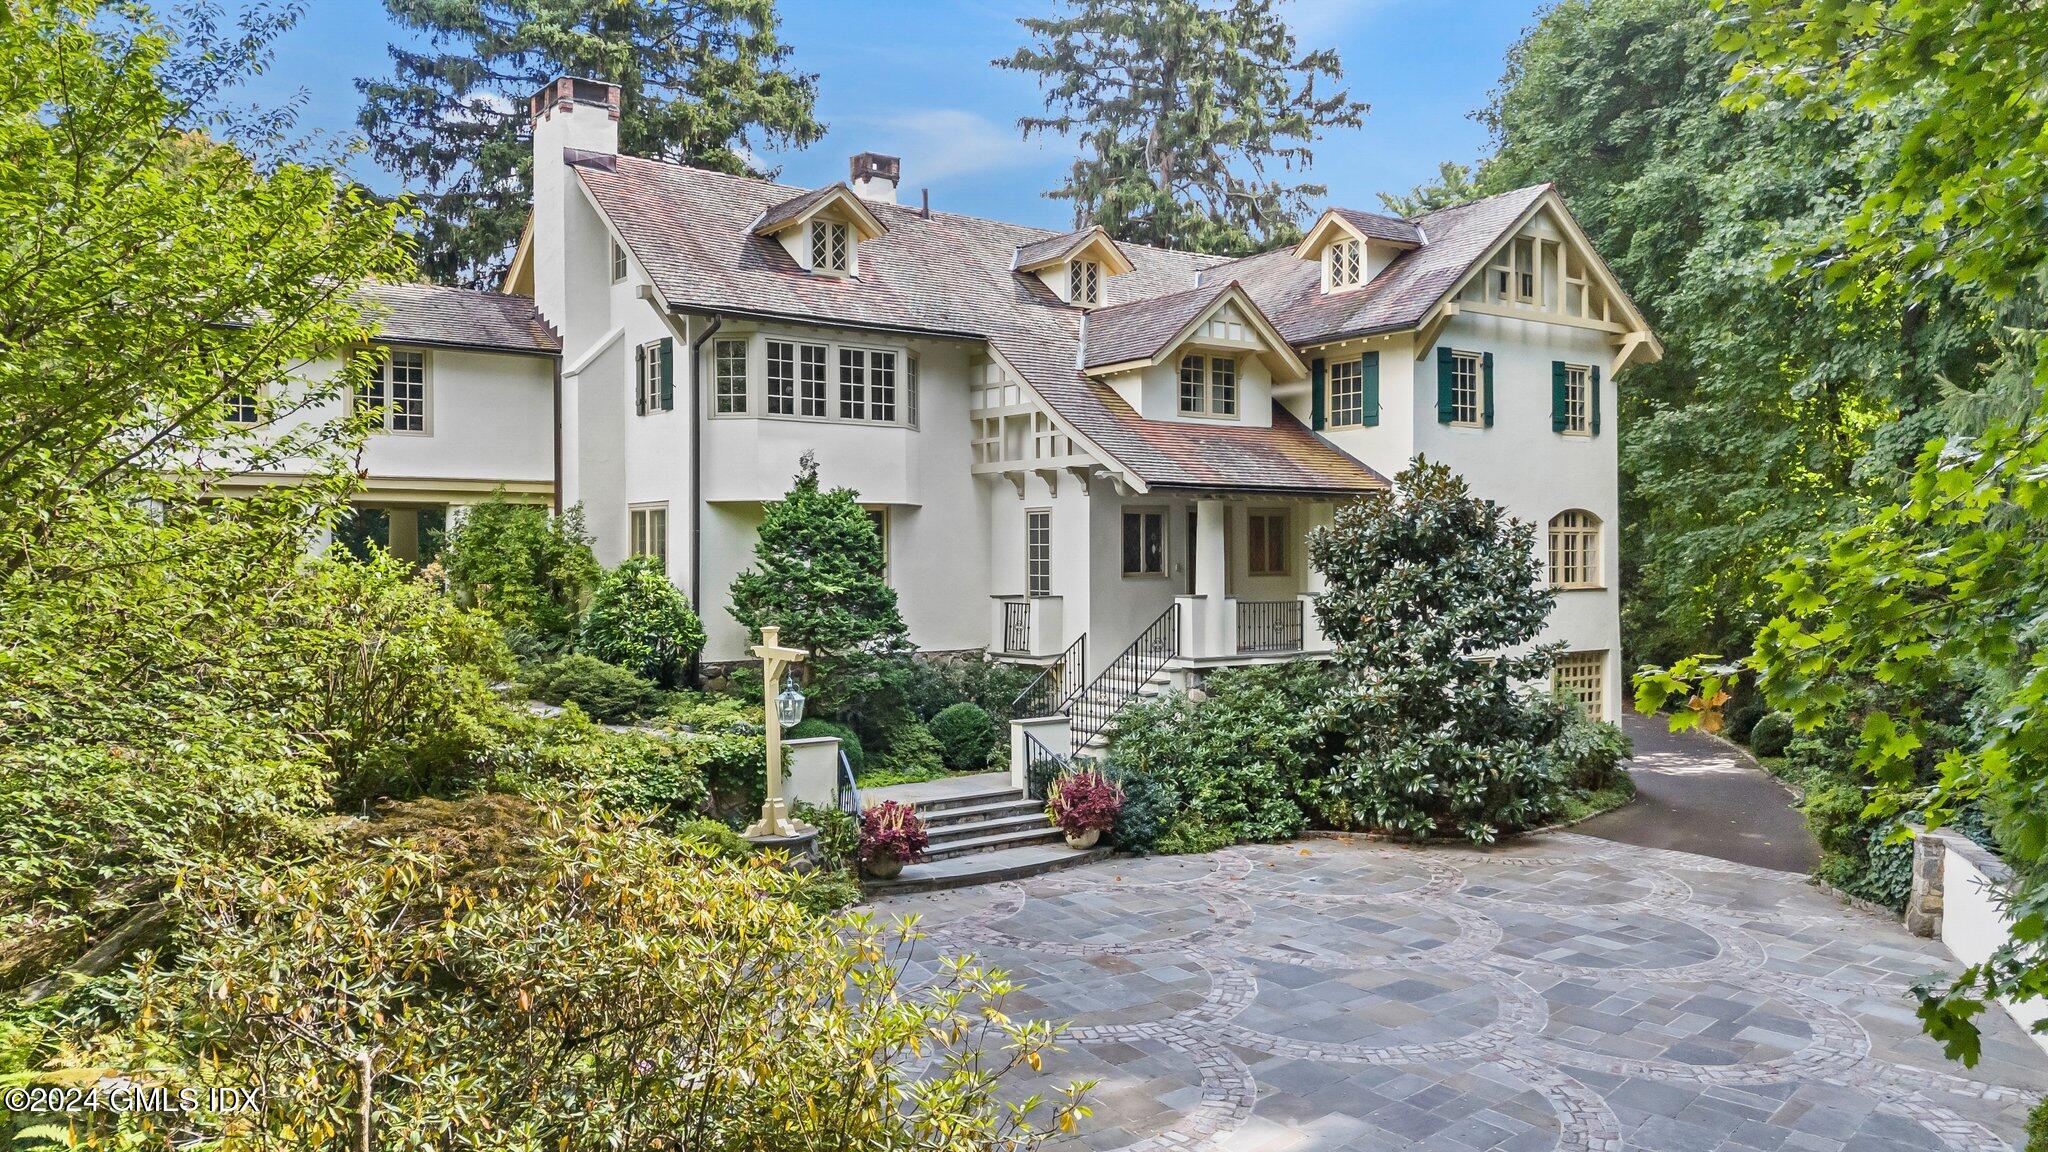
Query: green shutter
1362,350,1380,427
658,337,675,411
1311,357,1326,431
1591,364,1602,435
633,343,647,416
1481,351,1496,427
1551,362,1568,433
1435,346,1454,423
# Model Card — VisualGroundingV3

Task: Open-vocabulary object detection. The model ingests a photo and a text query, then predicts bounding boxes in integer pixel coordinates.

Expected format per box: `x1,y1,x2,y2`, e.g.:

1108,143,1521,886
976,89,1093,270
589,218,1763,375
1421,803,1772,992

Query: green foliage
1725,698,1769,745
793,802,859,873
1749,712,1795,758
790,719,863,777
1307,460,1564,842
1103,762,1175,852
438,497,600,655
862,723,948,787
729,455,912,724
1551,782,1636,826
1378,160,1485,217
900,656,1038,725
1153,816,1237,857
358,0,824,288
930,703,999,771
60,810,1089,1148
672,818,751,859
580,556,707,688
995,0,1367,254
2028,1096,2048,1152
1535,695,1634,792
1105,664,1324,847
528,654,662,724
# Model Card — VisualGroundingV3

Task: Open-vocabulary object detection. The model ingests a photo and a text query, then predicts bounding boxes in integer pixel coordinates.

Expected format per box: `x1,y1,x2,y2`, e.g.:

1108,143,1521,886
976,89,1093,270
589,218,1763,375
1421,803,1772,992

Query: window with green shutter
1311,358,1326,430
1436,346,1455,423
1362,350,1380,427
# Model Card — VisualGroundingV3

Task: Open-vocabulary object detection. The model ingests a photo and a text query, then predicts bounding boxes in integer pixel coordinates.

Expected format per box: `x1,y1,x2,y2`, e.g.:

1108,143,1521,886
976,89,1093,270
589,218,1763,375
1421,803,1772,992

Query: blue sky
245,0,1543,230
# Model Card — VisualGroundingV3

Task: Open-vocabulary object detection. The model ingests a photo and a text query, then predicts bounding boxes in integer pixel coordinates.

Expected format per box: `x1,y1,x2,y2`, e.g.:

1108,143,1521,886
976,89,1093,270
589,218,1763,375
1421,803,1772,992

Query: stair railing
1011,633,1086,718
836,749,862,817
1021,731,1071,802
1068,603,1180,756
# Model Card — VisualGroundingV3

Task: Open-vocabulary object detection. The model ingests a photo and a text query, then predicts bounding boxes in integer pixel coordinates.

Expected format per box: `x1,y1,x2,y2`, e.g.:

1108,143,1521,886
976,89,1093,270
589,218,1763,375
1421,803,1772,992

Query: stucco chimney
850,152,900,204
529,76,621,158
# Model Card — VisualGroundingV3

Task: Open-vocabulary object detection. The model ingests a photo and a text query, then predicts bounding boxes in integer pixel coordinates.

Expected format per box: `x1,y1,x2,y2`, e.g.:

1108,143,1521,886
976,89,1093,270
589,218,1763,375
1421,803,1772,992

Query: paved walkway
1576,716,1820,873
880,834,2045,1151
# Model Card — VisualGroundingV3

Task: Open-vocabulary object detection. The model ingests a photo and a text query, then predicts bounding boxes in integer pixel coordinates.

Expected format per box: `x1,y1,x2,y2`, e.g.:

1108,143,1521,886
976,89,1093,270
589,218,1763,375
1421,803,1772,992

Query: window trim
1562,363,1592,437
711,337,749,416
1176,353,1241,419
1328,358,1364,428
810,219,852,275
1553,650,1607,718
1120,507,1169,579
358,348,432,436
1324,237,1363,292
1449,351,1483,428
224,385,262,426
1025,508,1052,597
629,503,669,573
1246,509,1289,577
610,238,628,283
1547,509,1603,590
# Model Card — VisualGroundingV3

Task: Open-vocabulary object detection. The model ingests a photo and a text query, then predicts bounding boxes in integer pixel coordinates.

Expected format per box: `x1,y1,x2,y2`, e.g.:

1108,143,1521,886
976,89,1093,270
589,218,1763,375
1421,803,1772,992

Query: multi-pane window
1068,259,1101,305
868,350,897,422
359,350,427,433
1514,237,1537,301
1247,511,1288,575
907,355,920,427
1177,355,1238,417
1121,509,1165,576
1326,238,1362,290
713,339,748,414
630,505,668,572
610,239,627,282
1450,352,1482,425
1026,510,1052,597
765,340,827,418
636,341,664,414
1548,510,1602,589
1562,364,1590,434
811,220,850,273
1329,359,1364,427
1553,651,1606,717
799,343,827,416
225,390,260,425
837,348,897,421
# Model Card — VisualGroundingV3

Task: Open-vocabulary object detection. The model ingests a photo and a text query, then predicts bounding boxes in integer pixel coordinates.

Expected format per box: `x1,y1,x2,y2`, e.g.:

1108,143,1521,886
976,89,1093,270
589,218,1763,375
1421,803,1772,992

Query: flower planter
1064,827,1102,850
862,855,905,880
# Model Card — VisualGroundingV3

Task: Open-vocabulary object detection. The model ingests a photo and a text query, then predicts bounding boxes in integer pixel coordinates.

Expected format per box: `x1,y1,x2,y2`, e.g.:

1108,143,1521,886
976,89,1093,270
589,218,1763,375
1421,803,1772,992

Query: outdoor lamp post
742,625,814,839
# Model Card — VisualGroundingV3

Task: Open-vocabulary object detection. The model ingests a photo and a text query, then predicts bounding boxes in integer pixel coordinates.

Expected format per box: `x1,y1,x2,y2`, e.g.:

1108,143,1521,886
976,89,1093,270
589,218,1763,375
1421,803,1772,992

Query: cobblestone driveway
880,833,2046,1151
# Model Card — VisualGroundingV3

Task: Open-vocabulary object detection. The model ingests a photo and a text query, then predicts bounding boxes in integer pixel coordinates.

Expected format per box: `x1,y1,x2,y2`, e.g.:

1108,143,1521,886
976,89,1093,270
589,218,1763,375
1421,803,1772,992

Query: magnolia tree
1308,459,1564,841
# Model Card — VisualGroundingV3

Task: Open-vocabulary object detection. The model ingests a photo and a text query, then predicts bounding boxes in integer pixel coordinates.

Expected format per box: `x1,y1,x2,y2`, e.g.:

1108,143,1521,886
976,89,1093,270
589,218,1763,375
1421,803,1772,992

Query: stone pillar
1905,824,1945,938
1009,714,1072,791
783,736,842,810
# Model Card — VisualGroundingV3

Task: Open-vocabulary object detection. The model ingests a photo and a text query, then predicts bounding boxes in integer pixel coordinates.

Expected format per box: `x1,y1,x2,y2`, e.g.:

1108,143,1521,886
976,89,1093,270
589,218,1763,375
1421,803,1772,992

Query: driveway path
1575,715,1820,873
881,835,2045,1151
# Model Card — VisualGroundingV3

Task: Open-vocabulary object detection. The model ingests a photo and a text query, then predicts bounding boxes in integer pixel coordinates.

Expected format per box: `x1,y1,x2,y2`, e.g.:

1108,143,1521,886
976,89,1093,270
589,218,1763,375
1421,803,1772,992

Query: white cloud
1284,0,1400,44
841,108,1053,184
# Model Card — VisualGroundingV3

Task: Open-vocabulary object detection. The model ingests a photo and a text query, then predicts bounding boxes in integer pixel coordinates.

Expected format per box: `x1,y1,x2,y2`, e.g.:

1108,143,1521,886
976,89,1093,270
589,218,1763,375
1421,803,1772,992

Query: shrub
71,811,1086,1148
658,692,761,735
1803,781,1870,859
793,802,860,872
2027,1096,2048,1152
1750,711,1796,757
1046,768,1123,837
1308,459,1565,842
438,496,600,655
580,556,707,688
1153,815,1237,856
672,818,751,859
471,708,719,821
900,656,1039,724
529,654,662,724
859,801,929,866
930,702,999,770
1725,698,1769,745
1537,695,1635,792
1104,764,1174,852
790,719,864,776
864,722,947,785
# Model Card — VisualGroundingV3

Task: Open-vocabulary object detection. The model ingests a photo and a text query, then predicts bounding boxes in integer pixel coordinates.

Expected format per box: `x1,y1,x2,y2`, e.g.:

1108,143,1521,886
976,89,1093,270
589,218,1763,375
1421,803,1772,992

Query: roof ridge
1412,181,1553,222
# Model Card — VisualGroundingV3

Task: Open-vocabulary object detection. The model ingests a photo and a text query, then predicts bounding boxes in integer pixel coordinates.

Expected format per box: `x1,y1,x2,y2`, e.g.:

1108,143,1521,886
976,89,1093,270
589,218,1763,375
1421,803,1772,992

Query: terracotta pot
1065,827,1102,850
862,856,905,880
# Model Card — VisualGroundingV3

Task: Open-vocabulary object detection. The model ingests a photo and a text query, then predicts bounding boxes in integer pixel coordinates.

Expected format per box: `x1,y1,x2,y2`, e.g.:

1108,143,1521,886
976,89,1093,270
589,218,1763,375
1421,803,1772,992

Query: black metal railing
1236,599,1304,655
1012,633,1086,718
1001,599,1031,654
1022,732,1070,802
836,749,862,817
1068,603,1180,755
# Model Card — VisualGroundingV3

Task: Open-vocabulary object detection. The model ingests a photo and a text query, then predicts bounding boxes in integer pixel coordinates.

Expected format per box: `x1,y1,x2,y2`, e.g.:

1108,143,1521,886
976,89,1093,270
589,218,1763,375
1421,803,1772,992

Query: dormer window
810,220,851,274
1068,259,1102,306
1325,238,1363,291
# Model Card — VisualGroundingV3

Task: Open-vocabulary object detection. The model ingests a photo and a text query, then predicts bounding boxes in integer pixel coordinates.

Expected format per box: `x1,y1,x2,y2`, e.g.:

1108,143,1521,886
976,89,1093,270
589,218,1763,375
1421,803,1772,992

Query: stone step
922,823,1066,861
925,811,1054,845
918,797,1046,829
906,786,1024,815
863,844,1111,896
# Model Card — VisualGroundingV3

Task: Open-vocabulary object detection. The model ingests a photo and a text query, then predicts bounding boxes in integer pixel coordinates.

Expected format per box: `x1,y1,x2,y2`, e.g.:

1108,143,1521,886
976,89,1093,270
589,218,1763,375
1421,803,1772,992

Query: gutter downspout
550,353,564,515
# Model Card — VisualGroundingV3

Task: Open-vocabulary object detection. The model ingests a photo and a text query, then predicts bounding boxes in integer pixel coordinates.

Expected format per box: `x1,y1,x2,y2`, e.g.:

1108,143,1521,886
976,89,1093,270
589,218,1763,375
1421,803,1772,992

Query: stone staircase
861,776,1109,895
1071,666,1175,756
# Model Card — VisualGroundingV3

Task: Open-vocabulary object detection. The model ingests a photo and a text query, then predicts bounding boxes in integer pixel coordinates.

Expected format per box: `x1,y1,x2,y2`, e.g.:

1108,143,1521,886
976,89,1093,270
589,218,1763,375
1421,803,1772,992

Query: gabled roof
1294,207,1424,260
1012,226,1135,276
751,182,887,242
351,282,559,356
1081,281,1307,382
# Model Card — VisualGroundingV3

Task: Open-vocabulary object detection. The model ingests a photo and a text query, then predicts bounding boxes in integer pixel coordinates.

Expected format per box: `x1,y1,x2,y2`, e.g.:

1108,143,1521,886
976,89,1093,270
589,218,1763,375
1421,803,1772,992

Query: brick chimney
850,152,900,204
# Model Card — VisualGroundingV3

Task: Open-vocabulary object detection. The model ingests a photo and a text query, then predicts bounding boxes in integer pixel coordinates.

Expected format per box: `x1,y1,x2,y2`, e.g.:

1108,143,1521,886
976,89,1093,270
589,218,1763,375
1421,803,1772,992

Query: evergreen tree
728,454,910,719
357,0,824,288
1308,459,1564,843
996,0,1368,255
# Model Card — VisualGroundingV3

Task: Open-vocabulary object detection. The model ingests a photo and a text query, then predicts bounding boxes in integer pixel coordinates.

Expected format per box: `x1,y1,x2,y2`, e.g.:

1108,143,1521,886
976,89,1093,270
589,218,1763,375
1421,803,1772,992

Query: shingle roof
1081,281,1235,369
353,282,559,355
570,153,1550,493
1012,226,1128,272
1330,207,1425,246
752,183,843,235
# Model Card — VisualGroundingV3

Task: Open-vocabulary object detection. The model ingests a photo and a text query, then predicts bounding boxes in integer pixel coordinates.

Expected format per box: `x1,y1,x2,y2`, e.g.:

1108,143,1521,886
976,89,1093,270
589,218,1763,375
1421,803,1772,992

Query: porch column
1300,502,1334,652
1194,499,1230,656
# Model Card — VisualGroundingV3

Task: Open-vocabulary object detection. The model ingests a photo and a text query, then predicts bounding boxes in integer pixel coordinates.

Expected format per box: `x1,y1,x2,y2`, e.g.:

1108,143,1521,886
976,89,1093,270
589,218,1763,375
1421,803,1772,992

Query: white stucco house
244,75,1660,748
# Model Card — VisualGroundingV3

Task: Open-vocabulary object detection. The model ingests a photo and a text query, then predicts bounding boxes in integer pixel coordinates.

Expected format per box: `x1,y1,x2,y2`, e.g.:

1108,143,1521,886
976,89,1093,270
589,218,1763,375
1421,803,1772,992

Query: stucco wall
1938,836,2048,1056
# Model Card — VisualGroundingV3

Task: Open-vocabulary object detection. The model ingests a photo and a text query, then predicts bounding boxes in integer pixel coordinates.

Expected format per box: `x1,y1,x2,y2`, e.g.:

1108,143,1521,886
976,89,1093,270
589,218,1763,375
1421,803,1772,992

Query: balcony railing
1001,600,1031,655
1235,599,1304,655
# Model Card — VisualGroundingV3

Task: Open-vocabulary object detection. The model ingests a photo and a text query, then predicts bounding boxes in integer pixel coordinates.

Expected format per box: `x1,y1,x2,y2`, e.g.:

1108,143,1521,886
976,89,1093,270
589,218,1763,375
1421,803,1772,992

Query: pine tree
357,0,824,289
996,0,1368,255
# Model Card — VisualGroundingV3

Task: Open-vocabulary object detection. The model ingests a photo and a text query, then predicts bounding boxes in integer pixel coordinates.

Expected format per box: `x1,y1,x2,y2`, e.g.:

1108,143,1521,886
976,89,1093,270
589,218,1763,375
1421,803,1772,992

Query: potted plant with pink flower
1046,768,1123,849
858,800,929,879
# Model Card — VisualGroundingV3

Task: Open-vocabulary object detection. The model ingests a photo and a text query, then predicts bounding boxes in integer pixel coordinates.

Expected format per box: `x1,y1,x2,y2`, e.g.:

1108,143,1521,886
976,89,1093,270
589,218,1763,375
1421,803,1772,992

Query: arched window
1548,510,1602,589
